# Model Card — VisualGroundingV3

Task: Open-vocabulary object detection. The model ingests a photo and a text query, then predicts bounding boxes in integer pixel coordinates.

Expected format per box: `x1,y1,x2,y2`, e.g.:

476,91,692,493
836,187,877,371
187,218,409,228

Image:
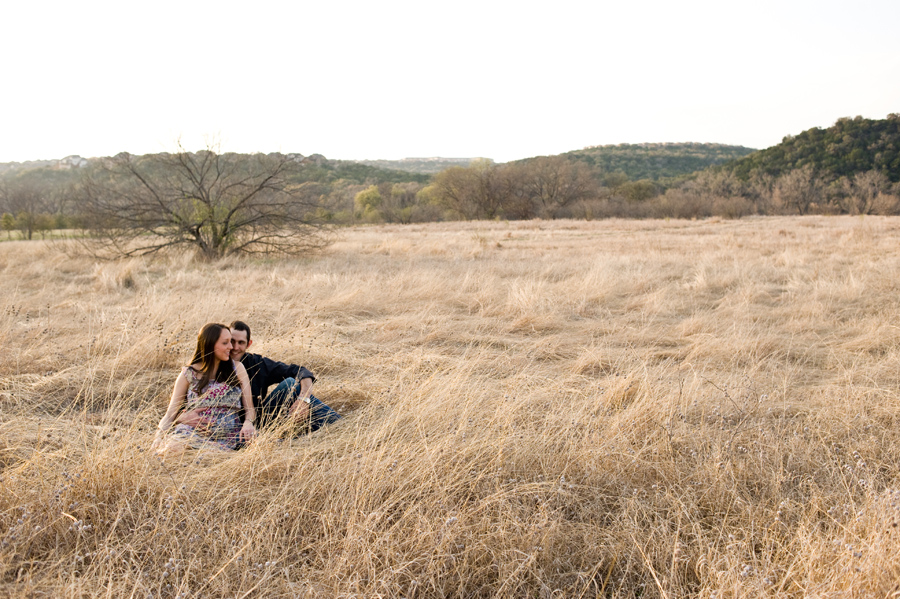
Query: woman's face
213,329,233,362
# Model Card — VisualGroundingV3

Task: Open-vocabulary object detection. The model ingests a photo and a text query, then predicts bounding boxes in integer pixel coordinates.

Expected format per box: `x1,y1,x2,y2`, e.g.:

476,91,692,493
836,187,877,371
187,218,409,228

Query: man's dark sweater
238,352,316,408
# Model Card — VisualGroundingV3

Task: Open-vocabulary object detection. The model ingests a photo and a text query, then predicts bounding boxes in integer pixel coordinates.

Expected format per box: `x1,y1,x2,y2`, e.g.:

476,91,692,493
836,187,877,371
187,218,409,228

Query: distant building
57,155,89,169
403,157,474,163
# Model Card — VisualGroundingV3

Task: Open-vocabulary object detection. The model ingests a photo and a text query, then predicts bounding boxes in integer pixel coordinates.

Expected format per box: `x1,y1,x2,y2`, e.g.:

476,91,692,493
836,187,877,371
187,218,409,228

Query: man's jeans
260,377,342,432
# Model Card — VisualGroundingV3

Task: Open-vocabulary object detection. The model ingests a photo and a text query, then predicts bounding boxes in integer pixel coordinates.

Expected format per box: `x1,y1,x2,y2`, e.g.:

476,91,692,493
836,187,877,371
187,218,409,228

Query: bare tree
382,182,424,224
0,176,50,240
428,160,524,220
427,163,487,219
79,145,330,259
1,212,13,239
746,169,776,214
692,169,743,198
774,165,822,215
515,156,598,218
835,170,892,214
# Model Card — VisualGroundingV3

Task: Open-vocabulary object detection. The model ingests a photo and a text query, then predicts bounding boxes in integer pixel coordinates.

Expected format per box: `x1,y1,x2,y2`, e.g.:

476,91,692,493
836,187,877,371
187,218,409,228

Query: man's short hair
230,320,251,340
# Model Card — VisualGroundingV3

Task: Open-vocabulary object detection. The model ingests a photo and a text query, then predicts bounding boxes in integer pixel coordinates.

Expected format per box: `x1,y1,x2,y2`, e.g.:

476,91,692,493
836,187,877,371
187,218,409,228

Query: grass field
2,216,899,598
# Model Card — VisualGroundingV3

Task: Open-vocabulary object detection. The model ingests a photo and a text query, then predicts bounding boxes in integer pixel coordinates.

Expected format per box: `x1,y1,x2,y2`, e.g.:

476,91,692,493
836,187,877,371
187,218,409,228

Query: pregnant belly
196,407,240,440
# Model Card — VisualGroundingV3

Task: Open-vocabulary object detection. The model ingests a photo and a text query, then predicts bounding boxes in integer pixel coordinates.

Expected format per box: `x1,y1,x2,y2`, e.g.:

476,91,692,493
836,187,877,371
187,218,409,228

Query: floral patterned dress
169,364,244,450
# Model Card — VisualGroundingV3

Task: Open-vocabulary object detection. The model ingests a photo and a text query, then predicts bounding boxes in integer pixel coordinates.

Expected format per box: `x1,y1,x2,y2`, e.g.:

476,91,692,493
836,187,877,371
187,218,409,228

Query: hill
723,114,900,181
292,157,430,185
0,153,429,187
557,142,757,181
351,157,485,174
0,155,94,175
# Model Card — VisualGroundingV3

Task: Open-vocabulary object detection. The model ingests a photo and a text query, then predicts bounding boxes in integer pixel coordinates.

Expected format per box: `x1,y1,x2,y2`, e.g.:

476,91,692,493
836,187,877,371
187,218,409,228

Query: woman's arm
151,370,189,449
235,361,256,442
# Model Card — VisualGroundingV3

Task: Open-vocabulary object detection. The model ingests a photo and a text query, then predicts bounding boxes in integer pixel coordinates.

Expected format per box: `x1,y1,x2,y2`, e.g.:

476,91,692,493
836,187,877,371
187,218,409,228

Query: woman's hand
176,408,206,428
150,429,166,452
155,369,189,452
239,420,256,444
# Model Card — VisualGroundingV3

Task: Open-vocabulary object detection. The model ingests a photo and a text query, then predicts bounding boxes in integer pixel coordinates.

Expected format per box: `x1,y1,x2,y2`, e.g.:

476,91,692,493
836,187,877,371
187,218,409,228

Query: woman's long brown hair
190,323,237,393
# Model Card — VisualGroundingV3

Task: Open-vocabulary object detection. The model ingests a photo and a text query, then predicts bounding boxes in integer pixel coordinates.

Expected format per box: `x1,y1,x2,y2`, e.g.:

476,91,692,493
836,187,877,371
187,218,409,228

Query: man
176,320,341,435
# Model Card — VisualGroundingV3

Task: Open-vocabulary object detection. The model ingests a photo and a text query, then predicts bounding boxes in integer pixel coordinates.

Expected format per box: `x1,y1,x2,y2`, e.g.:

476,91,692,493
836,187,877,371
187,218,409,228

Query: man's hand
287,377,313,421
288,398,310,421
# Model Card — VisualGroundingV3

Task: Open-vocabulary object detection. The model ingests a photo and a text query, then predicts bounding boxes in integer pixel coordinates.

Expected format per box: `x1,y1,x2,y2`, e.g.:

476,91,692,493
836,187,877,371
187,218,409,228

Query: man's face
230,329,252,361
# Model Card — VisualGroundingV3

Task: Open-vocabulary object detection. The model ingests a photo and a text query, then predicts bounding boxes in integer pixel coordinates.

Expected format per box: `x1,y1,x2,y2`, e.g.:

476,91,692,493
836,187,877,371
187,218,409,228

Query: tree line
3,116,900,258
344,159,900,223
0,169,77,240
0,149,427,252
3,150,899,258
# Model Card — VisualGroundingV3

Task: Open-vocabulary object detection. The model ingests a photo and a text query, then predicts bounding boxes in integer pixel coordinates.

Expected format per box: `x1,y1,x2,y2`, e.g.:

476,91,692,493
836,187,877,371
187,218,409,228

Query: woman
151,323,256,454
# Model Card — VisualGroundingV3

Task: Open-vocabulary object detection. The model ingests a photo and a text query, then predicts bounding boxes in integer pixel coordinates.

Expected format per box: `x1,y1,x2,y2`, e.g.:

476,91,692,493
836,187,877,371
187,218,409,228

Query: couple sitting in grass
151,320,341,455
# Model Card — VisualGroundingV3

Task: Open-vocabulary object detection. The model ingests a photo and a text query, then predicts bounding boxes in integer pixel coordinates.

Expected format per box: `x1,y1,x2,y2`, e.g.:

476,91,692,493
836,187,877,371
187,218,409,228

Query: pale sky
1,0,898,164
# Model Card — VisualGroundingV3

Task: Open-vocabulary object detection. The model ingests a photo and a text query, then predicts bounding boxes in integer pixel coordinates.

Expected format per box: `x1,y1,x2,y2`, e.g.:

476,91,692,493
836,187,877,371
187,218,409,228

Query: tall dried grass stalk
1,217,899,597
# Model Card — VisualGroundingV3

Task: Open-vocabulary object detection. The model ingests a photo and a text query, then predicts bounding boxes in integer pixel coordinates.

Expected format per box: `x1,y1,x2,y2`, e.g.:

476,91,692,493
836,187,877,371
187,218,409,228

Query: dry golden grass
2,216,900,598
